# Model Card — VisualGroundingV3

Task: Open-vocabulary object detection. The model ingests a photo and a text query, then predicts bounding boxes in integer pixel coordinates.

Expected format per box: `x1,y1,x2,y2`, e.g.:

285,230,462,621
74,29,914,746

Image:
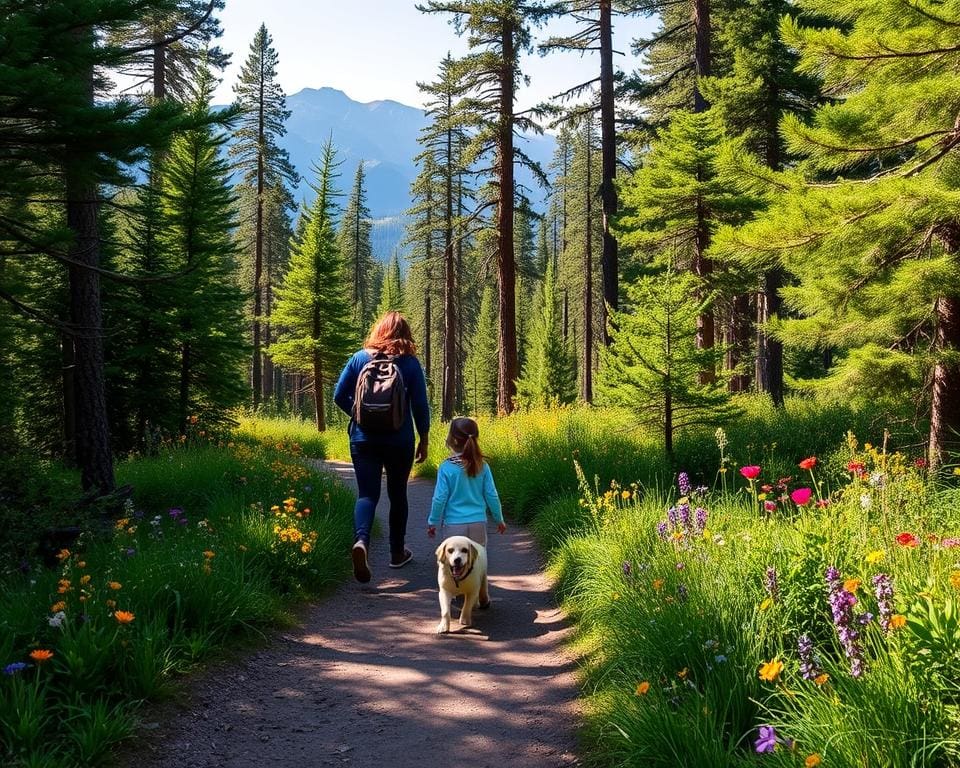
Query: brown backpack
353,352,408,431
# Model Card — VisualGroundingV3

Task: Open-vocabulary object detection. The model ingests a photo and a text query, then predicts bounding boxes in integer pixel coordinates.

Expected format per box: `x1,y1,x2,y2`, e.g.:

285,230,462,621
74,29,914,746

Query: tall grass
0,439,353,767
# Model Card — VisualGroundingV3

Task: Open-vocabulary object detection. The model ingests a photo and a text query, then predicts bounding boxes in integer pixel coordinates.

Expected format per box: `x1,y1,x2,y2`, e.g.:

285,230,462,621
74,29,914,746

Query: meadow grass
0,437,353,767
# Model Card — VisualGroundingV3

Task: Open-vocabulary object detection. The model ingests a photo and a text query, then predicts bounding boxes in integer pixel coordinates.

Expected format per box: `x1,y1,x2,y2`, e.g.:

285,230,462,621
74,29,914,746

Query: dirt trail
129,461,581,768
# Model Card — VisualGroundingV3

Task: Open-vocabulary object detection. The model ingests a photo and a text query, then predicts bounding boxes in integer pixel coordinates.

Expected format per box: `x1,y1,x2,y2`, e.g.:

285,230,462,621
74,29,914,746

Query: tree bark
441,112,457,421
263,236,275,403
582,124,594,403
756,267,785,406
496,17,519,415
312,351,325,432
251,56,265,407
726,293,752,392
598,0,618,344
693,0,710,112
930,293,960,470
61,333,76,463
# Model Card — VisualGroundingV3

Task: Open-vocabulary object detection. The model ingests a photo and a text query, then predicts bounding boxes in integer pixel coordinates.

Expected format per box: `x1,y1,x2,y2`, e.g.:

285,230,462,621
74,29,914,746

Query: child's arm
427,463,449,538
483,463,506,533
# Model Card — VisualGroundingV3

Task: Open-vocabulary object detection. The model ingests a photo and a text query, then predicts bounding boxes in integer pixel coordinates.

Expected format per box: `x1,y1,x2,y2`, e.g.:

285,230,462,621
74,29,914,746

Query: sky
212,1,659,111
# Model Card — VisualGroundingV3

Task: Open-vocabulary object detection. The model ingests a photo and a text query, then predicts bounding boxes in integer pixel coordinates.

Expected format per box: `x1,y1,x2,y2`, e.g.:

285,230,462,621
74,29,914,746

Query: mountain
276,87,556,260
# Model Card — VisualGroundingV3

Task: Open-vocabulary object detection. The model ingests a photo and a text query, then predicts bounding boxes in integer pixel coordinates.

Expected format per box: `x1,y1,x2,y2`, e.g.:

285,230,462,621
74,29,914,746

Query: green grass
0,438,353,767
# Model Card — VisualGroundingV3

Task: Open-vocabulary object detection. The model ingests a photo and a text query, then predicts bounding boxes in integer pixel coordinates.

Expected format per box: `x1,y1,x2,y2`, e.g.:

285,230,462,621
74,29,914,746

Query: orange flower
653,579,665,590
814,673,829,686
635,681,650,696
799,456,817,470
80,574,91,585
29,649,54,663
759,659,783,682
56,549,70,561
889,614,907,630
805,755,822,768
677,667,688,680
843,579,861,593
108,581,122,591
50,602,66,613
114,610,135,625
203,550,215,559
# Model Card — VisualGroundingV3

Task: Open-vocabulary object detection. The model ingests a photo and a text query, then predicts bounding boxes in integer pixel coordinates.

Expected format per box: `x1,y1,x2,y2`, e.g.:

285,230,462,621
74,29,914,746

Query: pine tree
337,162,375,334
270,139,354,431
417,0,554,414
160,67,246,434
231,24,298,407
601,267,737,453
715,0,960,468
376,253,406,318
517,256,576,407
465,282,500,415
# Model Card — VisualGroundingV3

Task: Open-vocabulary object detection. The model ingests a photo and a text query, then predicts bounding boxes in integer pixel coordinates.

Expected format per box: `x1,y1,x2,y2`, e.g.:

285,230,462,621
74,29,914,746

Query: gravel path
127,461,581,768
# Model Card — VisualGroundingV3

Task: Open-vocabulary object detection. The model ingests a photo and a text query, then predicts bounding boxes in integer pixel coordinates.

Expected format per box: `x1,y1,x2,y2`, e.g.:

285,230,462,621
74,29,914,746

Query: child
428,417,506,603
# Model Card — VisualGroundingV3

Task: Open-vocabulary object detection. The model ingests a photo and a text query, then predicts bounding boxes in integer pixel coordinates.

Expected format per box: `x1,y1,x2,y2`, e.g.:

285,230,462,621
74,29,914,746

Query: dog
435,535,489,634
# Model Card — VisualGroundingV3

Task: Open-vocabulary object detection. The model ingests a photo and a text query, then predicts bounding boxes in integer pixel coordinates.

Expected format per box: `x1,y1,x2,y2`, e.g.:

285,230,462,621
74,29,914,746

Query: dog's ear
469,541,479,566
435,541,445,563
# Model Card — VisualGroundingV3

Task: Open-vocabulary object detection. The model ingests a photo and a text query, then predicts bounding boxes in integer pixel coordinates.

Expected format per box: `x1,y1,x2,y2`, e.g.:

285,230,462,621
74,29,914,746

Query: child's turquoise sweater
428,456,504,527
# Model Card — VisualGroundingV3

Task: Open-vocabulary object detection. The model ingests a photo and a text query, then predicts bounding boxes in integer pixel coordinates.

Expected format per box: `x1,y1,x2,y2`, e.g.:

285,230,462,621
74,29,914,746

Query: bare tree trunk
693,0,710,112
692,0,714,385
312,352,325,431
496,18,518,415
598,0,618,344
152,32,166,100
582,123,594,403
61,333,76,462
263,236,275,403
726,293,752,392
441,116,456,421
251,62,266,407
756,267,785,406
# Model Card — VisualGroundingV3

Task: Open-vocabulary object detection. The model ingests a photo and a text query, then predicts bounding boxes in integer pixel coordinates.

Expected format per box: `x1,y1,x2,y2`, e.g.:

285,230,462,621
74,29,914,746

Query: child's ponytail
448,417,484,477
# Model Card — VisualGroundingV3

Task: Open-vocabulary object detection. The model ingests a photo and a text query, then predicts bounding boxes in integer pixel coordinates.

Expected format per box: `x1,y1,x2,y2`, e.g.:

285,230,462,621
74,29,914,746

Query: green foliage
464,283,499,415
337,163,376,334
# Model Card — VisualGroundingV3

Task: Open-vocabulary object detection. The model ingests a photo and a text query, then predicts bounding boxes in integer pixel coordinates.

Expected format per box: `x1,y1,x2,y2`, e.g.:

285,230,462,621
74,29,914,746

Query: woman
333,311,430,583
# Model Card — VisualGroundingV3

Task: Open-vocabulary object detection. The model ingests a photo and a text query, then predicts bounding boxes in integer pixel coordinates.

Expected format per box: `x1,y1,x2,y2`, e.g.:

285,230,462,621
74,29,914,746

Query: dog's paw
458,615,472,628
436,620,450,634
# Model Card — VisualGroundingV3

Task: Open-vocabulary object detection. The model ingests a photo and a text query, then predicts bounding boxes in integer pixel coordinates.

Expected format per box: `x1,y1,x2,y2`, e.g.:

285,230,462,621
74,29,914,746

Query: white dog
435,535,489,634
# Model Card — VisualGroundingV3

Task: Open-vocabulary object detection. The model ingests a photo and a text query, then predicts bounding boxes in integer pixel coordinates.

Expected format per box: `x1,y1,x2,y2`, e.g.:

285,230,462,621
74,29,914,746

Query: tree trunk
425,290,432,382
692,0,714,384
726,293,752,392
693,0,710,112
263,237,275,403
312,351,325,431
930,293,960,470
496,18,518,415
598,0,618,344
152,33,166,100
664,386,673,455
65,165,115,493
583,124,594,403
61,333,76,463
441,117,456,421
179,341,191,434
756,267,785,406
252,61,266,407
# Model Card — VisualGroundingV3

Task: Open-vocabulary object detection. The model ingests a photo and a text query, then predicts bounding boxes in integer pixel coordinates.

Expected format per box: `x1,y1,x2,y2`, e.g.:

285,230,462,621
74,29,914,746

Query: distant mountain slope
276,87,556,260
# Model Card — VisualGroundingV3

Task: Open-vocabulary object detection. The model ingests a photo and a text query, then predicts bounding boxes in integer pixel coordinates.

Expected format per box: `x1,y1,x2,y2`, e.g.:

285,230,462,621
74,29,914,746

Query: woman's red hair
365,311,417,356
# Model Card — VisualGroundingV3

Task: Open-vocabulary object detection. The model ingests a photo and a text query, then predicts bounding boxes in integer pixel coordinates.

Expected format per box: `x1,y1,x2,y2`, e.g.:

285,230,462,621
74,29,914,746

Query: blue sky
213,1,658,109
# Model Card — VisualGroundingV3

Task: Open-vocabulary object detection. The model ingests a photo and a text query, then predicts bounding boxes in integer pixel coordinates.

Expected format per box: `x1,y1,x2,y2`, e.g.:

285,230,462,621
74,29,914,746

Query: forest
3,1,960,767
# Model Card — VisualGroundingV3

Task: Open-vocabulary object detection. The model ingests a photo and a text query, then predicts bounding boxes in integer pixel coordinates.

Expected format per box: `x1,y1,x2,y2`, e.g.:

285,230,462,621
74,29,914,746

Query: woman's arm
333,352,359,416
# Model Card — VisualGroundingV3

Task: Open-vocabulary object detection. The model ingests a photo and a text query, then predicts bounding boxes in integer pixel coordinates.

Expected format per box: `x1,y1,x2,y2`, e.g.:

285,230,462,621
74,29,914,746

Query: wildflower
106,599,116,609
942,538,960,549
843,578,861,594
168,507,184,519
50,601,66,612
915,458,927,469
29,649,53,664
80,574,91,585
764,566,779,602
77,561,86,569
865,550,885,565
816,499,830,509
759,597,773,611
889,614,906,630
951,571,960,590
656,521,669,540
652,579,665,591
56,549,71,561
635,681,650,696
895,532,919,548
203,550,215,559
676,584,688,602
872,573,894,633
814,673,829,686
694,507,708,533
763,500,777,513
622,561,632,577
48,611,66,629
758,659,783,682
677,667,688,680
791,488,813,506
847,461,865,474
826,566,866,677
799,456,817,470
754,725,778,754
677,472,692,496
798,634,823,681
3,662,29,676
125,548,136,557
114,611,135,625
740,465,761,480
805,755,822,768
621,490,631,500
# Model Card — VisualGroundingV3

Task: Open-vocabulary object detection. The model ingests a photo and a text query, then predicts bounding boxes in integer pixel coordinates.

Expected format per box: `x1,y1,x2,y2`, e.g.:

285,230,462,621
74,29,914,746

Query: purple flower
656,521,669,540
677,584,688,602
827,566,867,677
3,662,29,676
168,507,184,519
695,507,708,533
675,562,685,571
667,506,678,527
622,561,632,578
873,572,894,633
125,548,137,557
764,566,779,602
754,725,778,753
678,503,691,530
678,472,692,496
797,634,823,681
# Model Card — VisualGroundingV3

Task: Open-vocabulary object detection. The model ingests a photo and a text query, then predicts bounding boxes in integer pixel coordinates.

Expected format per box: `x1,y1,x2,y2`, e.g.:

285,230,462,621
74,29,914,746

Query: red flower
915,458,928,468
763,500,777,512
799,456,817,471
895,532,920,548
791,488,813,506
740,466,762,480
846,461,865,474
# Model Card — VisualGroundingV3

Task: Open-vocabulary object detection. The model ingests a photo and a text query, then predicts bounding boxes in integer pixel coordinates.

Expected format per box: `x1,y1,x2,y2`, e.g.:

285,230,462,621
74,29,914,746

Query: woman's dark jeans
349,440,415,558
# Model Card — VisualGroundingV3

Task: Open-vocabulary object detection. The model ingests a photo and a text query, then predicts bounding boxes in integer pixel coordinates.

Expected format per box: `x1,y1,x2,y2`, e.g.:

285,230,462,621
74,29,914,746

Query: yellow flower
114,610,135,625
635,681,650,696
759,597,773,612
757,492,767,501
56,549,71,561
653,579,665,591
77,561,86,569
115,518,129,529
50,601,66,613
805,755,822,768
29,649,54,663
889,614,907,630
300,542,312,554
611,592,621,600
80,574,91,586
677,667,688,680
203,550,215,559
108,581,122,591
758,659,783,683
814,673,829,686
106,599,116,609
951,571,960,591
953,467,960,476
843,579,860,594
621,490,631,500
865,550,885,565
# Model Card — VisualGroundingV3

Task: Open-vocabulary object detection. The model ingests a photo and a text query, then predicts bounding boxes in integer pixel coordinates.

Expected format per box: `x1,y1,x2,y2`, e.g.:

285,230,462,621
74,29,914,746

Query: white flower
712,534,726,546
869,472,885,488
860,494,872,510
48,611,66,629
714,654,728,664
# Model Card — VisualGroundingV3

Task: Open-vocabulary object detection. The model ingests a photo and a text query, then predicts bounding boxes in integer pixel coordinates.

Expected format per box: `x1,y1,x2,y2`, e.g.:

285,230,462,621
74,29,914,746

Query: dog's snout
452,557,463,567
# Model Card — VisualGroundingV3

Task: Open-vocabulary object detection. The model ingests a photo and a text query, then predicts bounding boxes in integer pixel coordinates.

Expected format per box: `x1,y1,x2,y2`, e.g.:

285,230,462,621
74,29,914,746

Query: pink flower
816,499,830,508
763,500,777,513
740,466,762,480
942,538,960,549
791,488,813,506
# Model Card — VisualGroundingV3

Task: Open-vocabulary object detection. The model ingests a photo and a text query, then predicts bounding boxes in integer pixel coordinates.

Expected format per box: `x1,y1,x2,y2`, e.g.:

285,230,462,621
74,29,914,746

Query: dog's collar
453,563,474,588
